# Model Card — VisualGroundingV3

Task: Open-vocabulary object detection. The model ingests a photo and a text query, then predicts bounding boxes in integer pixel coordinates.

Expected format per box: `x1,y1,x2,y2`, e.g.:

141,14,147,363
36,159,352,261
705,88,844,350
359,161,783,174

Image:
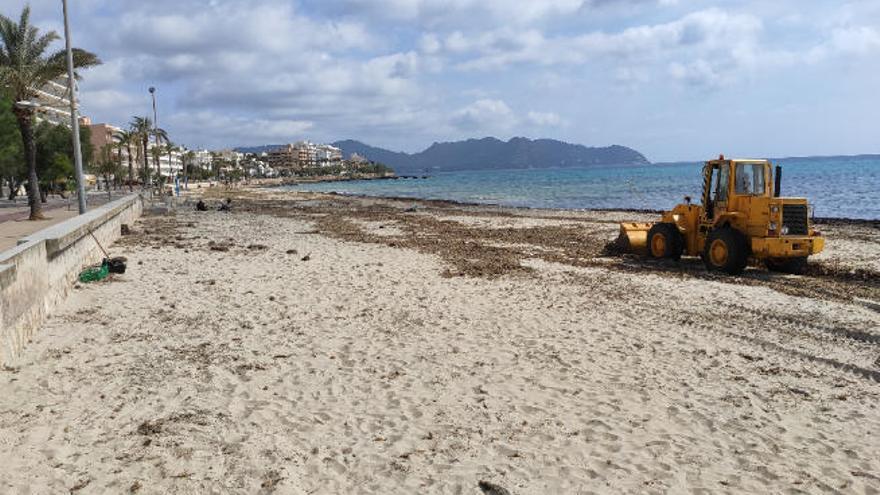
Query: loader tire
647,223,683,260
765,256,807,275
703,228,748,275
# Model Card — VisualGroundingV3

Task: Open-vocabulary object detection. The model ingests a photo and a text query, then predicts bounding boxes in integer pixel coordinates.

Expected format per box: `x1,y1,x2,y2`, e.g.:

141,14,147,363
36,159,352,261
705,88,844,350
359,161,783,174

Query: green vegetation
114,129,136,191
93,142,124,199
0,5,100,219
1,95,94,202
128,116,152,185
0,96,24,199
32,119,92,200
294,161,394,178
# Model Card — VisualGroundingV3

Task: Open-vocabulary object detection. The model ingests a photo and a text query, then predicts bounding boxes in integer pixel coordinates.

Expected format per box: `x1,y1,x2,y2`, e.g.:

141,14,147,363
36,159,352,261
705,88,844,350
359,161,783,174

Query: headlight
769,222,778,231
781,226,790,235
771,205,779,214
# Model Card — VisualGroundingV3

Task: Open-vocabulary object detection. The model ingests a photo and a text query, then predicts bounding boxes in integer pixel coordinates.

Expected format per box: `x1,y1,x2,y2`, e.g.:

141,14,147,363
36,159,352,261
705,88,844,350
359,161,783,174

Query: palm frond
30,31,59,62
0,6,99,103
42,48,101,82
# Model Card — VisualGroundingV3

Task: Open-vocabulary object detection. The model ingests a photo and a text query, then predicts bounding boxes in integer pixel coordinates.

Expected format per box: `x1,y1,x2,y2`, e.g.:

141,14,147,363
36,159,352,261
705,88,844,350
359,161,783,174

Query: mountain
330,140,412,170
333,137,649,173
237,137,650,173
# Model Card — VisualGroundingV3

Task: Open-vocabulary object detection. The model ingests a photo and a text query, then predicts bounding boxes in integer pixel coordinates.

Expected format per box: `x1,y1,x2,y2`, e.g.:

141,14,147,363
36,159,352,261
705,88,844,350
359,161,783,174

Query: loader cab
702,157,771,223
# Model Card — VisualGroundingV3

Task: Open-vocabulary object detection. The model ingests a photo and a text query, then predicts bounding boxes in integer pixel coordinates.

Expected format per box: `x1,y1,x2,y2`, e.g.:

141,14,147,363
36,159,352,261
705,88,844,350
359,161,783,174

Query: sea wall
0,194,143,366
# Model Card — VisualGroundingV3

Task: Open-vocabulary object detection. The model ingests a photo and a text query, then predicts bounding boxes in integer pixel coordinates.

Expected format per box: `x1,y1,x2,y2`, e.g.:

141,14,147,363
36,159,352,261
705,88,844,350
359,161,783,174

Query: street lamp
149,87,159,187
62,0,87,214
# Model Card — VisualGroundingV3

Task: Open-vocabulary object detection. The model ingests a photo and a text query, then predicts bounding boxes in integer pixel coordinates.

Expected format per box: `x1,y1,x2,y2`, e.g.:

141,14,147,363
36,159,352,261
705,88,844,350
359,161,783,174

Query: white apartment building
316,144,343,165
33,77,76,127
147,142,184,177
191,150,213,169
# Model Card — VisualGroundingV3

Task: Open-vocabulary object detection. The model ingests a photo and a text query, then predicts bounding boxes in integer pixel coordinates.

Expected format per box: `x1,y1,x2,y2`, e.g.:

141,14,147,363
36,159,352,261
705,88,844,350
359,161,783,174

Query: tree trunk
14,110,43,220
116,147,123,194
154,144,161,182
142,137,149,186
5,177,16,200
126,143,133,192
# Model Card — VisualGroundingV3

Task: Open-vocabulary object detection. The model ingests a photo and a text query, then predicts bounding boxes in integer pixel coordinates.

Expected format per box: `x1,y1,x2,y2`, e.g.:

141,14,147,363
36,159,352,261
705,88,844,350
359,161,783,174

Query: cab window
715,164,729,202
735,163,766,195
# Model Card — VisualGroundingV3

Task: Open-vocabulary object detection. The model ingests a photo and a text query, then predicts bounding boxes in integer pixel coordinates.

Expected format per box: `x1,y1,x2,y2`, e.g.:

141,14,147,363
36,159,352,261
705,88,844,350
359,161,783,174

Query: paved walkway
0,192,122,252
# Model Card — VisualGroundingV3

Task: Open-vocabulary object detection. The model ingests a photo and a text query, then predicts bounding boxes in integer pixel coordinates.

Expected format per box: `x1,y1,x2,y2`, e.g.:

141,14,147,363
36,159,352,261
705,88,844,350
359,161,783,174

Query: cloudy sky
7,0,880,161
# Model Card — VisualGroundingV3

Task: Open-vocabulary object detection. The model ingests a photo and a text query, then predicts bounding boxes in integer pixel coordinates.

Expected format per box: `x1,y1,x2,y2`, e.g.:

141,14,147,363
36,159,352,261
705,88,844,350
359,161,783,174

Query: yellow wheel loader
619,156,825,275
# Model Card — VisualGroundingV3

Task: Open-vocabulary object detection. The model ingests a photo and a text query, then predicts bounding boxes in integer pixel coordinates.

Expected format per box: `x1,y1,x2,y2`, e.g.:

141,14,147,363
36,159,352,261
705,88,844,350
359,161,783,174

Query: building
266,144,300,170
191,150,213,170
88,123,122,157
267,141,343,171
216,149,243,166
146,142,183,177
33,77,76,127
316,144,343,165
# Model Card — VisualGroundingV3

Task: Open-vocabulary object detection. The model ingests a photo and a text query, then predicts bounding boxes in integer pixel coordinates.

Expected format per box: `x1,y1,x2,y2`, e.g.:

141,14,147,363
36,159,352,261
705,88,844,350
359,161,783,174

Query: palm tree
164,142,178,181
0,6,100,219
114,130,135,191
150,145,162,188
152,127,168,180
95,143,117,201
129,116,151,185
183,150,195,188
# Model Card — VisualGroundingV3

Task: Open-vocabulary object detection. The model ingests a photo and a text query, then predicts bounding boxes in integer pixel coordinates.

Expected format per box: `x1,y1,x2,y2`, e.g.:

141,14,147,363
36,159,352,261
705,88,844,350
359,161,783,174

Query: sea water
288,156,880,220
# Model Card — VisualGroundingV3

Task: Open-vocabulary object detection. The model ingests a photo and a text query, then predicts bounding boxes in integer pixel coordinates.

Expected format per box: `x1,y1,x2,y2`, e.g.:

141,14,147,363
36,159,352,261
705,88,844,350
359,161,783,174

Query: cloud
8,0,880,158
451,99,517,132
441,8,763,72
303,0,680,29
303,0,590,27
166,111,314,148
526,111,563,127
40,1,430,148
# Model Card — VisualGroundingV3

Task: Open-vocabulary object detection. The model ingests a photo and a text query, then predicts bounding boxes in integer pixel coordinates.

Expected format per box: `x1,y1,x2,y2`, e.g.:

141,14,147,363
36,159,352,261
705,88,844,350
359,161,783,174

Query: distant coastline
654,153,880,167
238,136,650,174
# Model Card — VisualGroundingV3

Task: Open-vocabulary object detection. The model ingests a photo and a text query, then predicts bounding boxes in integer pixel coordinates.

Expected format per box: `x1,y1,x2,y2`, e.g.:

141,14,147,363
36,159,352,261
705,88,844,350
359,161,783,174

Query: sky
5,0,880,161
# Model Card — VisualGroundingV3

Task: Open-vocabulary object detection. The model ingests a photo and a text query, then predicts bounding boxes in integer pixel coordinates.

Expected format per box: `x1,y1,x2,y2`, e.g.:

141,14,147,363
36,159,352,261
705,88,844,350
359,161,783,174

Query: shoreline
260,184,880,226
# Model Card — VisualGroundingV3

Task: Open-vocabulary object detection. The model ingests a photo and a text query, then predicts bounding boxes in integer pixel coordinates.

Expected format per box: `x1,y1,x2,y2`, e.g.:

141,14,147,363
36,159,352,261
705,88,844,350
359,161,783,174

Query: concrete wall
0,194,143,366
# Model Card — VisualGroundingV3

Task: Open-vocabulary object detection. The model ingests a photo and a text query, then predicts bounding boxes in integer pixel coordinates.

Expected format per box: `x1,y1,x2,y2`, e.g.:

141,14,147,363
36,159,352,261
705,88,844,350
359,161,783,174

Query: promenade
0,192,119,250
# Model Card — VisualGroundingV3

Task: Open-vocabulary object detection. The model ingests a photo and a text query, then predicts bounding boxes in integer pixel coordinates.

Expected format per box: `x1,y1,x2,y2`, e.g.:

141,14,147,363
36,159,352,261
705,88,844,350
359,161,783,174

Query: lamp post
62,0,87,214
149,86,158,192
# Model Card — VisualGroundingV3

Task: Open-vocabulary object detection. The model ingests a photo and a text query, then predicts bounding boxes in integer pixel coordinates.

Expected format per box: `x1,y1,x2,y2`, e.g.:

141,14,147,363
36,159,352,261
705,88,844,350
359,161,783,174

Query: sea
286,155,880,220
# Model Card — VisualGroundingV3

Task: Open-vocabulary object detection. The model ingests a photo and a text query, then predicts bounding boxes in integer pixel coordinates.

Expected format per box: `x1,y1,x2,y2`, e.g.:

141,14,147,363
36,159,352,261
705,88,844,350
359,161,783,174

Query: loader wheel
647,223,683,260
765,256,807,275
703,228,748,275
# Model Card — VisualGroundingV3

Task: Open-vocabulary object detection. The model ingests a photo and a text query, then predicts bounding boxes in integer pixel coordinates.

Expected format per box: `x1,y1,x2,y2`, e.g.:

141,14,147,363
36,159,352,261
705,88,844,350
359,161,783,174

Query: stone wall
0,194,143,366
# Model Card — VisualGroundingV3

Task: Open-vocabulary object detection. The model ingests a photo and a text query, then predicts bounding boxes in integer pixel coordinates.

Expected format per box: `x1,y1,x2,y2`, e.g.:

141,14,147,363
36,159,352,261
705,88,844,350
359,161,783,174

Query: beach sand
1,188,878,494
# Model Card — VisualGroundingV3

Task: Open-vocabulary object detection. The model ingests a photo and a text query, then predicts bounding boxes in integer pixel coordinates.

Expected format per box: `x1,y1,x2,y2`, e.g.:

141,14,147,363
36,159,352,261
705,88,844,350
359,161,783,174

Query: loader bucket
617,222,653,255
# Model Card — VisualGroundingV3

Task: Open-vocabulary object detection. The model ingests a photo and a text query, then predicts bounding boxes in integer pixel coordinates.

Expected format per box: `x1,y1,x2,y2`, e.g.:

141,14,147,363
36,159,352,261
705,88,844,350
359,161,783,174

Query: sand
1,188,878,494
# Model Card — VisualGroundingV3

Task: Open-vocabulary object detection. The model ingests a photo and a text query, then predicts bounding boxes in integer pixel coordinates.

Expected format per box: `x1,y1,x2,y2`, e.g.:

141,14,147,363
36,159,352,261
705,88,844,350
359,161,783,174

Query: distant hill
330,140,412,170
237,137,650,173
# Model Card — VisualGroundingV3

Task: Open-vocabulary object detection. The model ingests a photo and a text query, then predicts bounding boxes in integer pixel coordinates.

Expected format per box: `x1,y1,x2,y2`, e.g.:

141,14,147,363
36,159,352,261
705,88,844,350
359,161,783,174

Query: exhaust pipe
774,165,782,197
